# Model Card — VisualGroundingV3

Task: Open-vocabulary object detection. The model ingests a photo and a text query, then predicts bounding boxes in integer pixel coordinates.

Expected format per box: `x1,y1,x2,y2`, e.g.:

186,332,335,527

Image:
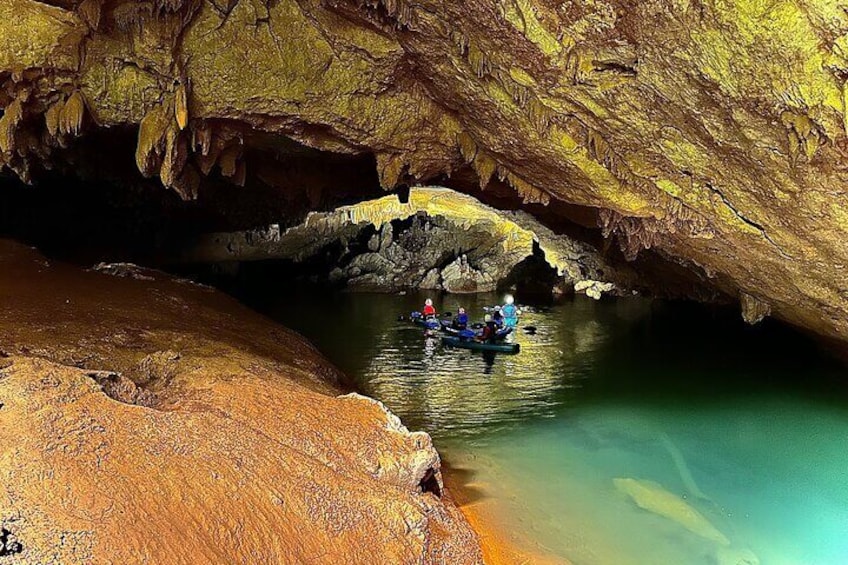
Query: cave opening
0,109,736,311
0,130,387,265
0,120,727,310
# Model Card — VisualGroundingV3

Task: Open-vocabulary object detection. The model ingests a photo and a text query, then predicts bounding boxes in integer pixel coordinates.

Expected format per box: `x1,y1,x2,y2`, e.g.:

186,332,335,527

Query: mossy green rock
3,0,848,344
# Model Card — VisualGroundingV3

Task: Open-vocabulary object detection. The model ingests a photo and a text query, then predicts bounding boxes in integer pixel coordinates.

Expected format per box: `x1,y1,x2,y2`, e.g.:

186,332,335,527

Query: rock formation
179,186,632,296
1,1,848,340
0,240,482,564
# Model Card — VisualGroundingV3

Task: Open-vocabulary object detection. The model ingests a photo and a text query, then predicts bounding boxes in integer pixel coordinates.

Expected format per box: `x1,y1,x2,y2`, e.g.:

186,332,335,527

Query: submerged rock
0,240,482,564
613,477,730,546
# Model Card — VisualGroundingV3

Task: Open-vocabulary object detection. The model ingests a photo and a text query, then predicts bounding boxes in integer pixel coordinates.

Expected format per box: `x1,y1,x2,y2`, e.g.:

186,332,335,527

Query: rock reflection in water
266,289,649,438
262,288,848,564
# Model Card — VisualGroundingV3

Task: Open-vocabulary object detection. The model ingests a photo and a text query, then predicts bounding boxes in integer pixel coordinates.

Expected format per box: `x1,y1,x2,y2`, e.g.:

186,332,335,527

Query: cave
0,122,726,307
3,1,848,564
0,127,387,263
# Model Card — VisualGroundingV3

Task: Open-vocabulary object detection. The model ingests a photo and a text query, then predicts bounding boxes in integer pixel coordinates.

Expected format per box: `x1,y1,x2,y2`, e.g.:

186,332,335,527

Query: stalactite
136,100,173,177
376,153,405,189
218,144,241,178
191,121,212,156
58,91,86,137
195,147,219,175
175,83,189,131
599,209,654,260
467,43,492,78
78,0,102,30
44,99,63,139
0,99,23,154
159,124,181,187
450,30,469,56
740,292,771,324
457,131,477,163
528,97,552,131
472,151,496,189
359,0,415,29
495,70,529,106
384,0,415,28
173,165,200,200
586,128,610,164
113,2,154,32
505,170,551,205
154,0,191,12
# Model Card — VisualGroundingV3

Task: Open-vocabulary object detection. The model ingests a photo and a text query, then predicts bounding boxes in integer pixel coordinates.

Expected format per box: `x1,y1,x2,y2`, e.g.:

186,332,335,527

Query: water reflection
257,288,848,564
259,288,640,436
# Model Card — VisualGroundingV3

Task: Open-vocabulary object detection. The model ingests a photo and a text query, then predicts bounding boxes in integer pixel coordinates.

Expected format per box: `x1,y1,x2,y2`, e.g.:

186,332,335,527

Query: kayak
413,318,440,330
409,312,441,330
441,321,513,341
441,336,520,354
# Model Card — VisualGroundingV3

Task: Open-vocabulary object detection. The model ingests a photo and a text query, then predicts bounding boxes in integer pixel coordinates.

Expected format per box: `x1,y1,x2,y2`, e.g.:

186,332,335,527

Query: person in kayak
502,294,519,328
452,307,469,330
478,314,499,344
492,305,504,327
422,298,436,319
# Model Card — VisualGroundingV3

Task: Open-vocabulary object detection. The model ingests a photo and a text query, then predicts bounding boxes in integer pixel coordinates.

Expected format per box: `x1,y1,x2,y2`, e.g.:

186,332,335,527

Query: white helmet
425,298,433,306
484,314,492,322
504,294,515,305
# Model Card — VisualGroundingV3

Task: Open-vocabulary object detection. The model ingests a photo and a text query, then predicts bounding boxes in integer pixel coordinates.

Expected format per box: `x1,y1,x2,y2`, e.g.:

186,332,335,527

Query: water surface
248,288,848,564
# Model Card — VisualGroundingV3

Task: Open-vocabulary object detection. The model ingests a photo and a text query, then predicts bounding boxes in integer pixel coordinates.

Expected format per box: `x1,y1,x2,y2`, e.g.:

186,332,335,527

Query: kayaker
422,298,436,319
478,314,498,343
453,307,469,330
492,305,504,327
502,294,519,328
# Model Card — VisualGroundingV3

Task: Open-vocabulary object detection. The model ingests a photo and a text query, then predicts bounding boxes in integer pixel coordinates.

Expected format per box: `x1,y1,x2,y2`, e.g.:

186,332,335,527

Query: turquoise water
249,288,848,564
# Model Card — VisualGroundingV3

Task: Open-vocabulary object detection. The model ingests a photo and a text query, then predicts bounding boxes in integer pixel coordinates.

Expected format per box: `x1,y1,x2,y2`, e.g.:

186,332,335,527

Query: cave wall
2,0,848,342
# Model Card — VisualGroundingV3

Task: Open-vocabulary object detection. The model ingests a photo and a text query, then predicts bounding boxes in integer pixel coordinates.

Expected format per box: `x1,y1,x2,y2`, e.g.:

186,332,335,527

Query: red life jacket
423,305,436,316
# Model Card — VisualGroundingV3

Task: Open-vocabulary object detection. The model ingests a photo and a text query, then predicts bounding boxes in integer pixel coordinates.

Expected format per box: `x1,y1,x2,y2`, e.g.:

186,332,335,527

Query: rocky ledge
179,186,635,297
0,240,481,564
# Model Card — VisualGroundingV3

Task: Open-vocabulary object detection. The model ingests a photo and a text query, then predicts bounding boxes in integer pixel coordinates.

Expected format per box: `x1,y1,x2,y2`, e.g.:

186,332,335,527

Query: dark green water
249,288,848,564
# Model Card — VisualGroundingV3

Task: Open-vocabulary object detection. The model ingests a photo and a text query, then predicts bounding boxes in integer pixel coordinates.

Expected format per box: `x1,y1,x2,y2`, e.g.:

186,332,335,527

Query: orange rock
0,240,482,564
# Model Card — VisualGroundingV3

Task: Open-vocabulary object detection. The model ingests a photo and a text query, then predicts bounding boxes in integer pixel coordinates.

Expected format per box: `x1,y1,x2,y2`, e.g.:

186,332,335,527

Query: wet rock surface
0,240,482,564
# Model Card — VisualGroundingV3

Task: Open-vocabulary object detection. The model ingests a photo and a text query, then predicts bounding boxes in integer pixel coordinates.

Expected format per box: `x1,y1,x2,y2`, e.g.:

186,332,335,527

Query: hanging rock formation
2,0,848,341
